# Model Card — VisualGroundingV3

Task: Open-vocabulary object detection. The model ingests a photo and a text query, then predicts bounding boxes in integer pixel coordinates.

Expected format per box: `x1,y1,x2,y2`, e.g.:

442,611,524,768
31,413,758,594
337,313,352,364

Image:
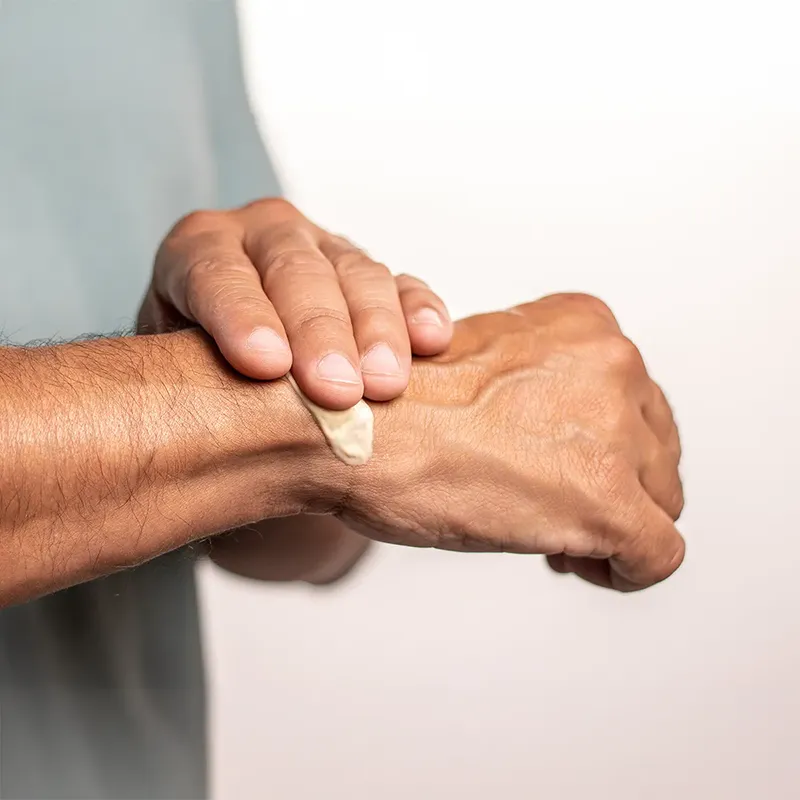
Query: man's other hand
343,293,685,592
139,198,453,409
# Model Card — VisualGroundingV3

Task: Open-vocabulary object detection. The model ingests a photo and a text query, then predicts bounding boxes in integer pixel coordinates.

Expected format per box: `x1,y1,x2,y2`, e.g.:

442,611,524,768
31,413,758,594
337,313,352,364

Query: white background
200,1,800,798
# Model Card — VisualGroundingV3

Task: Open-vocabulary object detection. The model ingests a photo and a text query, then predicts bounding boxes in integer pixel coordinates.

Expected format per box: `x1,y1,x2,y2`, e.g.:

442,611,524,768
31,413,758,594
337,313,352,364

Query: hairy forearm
0,330,336,606
209,515,372,584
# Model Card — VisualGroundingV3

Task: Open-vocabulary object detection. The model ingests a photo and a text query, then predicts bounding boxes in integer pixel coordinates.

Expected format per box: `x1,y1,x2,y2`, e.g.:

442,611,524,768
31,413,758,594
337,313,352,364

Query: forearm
0,330,336,606
209,515,372,585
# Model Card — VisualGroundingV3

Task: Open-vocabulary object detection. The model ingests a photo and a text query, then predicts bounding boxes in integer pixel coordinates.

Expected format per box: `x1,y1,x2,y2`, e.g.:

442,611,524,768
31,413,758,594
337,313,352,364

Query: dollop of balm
286,374,373,466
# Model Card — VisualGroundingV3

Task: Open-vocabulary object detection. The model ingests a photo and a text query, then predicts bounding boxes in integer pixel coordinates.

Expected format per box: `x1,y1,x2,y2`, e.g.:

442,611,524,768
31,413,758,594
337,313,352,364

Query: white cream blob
286,374,373,466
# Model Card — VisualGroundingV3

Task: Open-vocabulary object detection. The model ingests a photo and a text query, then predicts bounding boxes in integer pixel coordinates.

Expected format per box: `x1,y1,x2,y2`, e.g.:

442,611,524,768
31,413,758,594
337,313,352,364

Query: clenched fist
339,293,684,591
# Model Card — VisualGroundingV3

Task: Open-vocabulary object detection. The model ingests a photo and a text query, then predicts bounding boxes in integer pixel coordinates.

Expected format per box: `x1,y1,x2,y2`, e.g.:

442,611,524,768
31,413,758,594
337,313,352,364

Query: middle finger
248,221,363,410
321,236,410,401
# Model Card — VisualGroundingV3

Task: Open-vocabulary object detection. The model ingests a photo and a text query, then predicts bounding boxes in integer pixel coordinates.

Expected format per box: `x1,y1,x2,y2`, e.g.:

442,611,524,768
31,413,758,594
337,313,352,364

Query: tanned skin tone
0,201,684,605
138,198,456,588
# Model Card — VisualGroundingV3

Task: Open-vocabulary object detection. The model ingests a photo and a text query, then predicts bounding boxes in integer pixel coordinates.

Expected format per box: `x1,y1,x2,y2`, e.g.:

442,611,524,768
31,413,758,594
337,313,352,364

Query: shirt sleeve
190,0,284,208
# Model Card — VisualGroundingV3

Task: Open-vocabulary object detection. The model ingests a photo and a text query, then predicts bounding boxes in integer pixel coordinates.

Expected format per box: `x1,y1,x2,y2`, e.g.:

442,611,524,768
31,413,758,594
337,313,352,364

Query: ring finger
321,236,411,402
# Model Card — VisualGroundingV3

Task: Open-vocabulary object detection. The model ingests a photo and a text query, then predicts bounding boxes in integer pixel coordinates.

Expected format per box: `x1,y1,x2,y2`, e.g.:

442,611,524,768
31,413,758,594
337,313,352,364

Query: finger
608,490,686,592
395,274,453,357
247,222,363,410
638,421,684,521
550,509,685,592
155,215,291,379
321,237,410,402
546,553,568,573
643,381,681,459
546,554,615,589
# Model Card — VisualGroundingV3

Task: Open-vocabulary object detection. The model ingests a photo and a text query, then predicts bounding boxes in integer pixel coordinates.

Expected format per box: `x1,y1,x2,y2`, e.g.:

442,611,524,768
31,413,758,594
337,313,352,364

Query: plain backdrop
199,1,800,798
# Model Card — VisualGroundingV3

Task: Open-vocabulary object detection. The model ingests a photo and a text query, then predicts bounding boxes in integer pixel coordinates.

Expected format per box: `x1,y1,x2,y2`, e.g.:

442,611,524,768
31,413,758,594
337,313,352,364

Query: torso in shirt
0,1,279,797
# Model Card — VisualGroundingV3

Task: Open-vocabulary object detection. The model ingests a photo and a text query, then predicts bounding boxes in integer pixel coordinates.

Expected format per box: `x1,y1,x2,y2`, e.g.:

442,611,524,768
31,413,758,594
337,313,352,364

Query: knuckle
395,273,430,290
186,256,251,283
546,292,616,320
241,196,295,217
334,249,392,281
267,249,329,278
598,334,644,374
571,292,617,322
169,209,220,238
328,233,359,251
349,301,401,323
669,482,685,521
293,306,352,337
183,258,256,319
184,259,252,312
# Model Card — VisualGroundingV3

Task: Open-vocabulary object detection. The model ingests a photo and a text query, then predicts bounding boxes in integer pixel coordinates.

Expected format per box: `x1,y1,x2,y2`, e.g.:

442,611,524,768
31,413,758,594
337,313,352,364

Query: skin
0,329,355,607
209,515,372,586
142,198,454,408
0,292,684,607
140,197,455,586
344,294,685,591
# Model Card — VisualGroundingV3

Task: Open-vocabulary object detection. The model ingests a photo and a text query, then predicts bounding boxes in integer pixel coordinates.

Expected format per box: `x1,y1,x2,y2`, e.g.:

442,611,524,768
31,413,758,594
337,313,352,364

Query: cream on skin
286,373,374,466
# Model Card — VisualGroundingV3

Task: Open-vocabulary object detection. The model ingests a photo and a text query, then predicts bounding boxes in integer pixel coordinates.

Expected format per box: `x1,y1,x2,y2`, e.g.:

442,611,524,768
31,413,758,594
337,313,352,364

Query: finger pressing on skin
156,218,292,379
250,226,363,410
395,274,453,356
321,237,410,402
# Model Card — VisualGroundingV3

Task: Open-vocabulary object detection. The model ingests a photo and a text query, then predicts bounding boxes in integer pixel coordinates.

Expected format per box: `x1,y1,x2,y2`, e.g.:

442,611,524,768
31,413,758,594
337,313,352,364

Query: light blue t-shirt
0,1,281,796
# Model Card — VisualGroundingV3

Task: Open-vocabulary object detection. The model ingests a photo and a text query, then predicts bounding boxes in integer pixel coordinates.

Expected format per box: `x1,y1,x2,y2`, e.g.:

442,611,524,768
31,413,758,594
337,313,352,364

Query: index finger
246,222,365,410
155,212,292,379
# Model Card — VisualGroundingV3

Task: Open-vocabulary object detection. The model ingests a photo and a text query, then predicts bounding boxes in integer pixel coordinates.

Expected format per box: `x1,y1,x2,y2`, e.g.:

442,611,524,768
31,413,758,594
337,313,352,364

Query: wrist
339,357,473,536
0,329,352,604
168,330,350,526
223,375,353,518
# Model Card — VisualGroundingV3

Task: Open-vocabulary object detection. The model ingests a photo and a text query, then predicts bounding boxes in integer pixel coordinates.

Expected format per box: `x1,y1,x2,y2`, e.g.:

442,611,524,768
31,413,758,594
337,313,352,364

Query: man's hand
343,293,685,592
0,294,682,604
137,197,450,583
140,198,453,409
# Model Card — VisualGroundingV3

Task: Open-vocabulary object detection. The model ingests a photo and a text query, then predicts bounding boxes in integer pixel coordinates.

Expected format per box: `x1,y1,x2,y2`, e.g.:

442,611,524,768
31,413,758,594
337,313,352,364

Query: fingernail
411,307,445,327
316,353,361,384
246,327,289,354
361,343,402,376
